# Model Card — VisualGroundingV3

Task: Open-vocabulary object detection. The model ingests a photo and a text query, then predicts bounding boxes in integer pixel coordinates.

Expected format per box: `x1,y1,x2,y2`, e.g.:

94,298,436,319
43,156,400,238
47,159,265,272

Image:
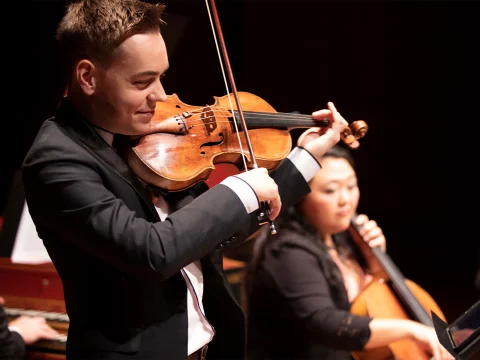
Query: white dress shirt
154,197,215,355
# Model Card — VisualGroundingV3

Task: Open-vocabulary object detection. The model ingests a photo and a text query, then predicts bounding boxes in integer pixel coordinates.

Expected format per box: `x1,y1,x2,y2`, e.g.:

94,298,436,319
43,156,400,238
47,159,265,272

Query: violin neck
349,217,433,326
232,110,330,129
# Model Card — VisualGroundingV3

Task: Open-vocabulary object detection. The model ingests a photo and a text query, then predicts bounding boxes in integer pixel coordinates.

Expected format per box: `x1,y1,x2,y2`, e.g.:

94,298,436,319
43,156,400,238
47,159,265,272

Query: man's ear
76,59,97,95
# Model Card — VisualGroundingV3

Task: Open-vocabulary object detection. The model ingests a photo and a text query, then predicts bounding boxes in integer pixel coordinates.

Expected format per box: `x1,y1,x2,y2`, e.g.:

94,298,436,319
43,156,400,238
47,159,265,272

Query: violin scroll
341,120,368,148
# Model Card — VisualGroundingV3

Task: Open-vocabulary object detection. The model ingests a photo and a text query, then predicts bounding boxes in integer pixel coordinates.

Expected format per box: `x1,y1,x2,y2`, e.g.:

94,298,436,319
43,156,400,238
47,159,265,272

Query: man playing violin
22,0,354,359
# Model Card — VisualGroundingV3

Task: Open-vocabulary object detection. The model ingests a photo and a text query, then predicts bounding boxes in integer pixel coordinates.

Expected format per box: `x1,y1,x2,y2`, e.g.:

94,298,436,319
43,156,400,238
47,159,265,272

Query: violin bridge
201,106,218,135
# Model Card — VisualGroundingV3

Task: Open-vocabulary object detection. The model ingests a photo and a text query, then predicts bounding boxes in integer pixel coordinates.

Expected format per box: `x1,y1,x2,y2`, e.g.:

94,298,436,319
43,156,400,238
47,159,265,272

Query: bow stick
205,0,277,234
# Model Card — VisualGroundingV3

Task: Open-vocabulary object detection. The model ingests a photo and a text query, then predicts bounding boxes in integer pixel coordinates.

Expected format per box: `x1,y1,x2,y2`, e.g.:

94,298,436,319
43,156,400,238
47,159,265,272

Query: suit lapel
55,98,160,221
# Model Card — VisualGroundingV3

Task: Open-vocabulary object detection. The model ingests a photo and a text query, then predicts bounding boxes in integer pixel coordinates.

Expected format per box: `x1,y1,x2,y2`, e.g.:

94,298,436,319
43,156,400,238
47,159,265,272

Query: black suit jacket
0,305,25,360
22,98,310,360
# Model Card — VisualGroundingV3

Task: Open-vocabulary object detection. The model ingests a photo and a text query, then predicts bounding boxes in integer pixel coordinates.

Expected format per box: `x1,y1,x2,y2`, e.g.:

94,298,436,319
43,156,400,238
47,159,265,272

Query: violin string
182,108,318,122
188,111,319,121
182,121,308,132
183,117,317,129
205,0,249,171
182,111,326,127
158,121,316,139
185,105,317,120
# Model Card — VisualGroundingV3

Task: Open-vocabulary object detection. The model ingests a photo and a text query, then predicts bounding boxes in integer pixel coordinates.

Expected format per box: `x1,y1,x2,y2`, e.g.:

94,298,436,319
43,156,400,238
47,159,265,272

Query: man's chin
123,122,151,136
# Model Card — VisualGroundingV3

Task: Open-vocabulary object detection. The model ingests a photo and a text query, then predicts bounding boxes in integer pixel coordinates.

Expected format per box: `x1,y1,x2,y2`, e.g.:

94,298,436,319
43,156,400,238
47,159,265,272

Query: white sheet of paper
10,202,52,264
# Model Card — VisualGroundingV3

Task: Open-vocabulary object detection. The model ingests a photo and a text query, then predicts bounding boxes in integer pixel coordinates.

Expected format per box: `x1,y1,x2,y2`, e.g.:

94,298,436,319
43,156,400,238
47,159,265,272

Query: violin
348,218,447,360
121,91,369,192
121,0,368,235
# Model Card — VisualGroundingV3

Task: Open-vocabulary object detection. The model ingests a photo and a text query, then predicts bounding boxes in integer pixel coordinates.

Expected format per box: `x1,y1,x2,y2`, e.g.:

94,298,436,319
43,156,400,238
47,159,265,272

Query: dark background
1,0,479,322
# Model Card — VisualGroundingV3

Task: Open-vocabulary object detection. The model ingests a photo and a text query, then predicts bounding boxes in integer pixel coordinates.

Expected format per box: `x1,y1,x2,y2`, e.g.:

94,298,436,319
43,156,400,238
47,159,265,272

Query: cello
348,217,448,360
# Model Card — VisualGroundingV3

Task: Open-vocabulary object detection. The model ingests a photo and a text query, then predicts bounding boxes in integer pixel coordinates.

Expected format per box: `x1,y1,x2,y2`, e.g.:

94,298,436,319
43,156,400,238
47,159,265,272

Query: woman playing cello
246,144,453,360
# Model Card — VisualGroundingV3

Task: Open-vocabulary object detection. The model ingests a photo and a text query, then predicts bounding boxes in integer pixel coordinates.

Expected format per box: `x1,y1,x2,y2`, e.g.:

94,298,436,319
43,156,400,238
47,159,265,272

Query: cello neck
231,110,330,129
348,217,433,326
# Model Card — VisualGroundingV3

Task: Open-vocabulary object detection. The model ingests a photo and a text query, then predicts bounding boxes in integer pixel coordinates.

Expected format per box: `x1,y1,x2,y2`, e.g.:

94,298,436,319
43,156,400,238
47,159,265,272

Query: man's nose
148,81,167,103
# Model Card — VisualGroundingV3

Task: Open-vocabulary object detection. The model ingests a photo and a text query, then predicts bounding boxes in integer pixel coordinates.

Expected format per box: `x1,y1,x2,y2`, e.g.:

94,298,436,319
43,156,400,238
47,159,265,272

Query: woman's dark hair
321,142,356,170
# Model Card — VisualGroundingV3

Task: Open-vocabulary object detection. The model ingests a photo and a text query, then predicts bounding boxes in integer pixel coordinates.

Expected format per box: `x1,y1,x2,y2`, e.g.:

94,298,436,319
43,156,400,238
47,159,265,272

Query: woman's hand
367,318,453,360
408,322,454,360
354,214,386,252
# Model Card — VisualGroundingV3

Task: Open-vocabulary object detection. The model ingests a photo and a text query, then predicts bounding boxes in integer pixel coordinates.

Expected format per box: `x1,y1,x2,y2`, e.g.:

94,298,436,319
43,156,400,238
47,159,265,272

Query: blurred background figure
0,296,58,360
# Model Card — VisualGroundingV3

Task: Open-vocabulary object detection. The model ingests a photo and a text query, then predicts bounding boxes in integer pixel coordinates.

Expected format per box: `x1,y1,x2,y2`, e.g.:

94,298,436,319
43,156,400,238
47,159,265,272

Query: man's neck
66,91,115,146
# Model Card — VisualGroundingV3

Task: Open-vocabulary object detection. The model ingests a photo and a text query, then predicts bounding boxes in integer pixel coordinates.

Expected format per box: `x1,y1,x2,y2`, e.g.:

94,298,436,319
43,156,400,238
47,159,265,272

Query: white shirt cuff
287,147,321,183
220,176,260,214
8,326,22,337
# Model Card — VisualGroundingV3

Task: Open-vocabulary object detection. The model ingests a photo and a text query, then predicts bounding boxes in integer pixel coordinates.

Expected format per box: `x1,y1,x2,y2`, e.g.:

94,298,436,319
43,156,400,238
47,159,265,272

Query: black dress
246,216,372,360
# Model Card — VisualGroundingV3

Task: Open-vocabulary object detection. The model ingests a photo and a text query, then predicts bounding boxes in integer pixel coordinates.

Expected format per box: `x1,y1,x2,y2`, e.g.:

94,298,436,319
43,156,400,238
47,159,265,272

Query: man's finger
312,109,331,118
349,139,360,149
268,197,281,221
328,101,338,114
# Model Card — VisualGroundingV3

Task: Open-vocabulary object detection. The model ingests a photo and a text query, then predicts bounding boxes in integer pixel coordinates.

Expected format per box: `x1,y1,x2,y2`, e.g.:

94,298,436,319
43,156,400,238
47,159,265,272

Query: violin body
122,92,292,191
122,91,367,192
350,277,446,360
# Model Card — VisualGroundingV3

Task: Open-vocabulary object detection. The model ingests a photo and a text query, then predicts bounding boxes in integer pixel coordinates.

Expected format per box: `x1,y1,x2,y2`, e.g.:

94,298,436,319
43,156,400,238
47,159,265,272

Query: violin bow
205,0,277,234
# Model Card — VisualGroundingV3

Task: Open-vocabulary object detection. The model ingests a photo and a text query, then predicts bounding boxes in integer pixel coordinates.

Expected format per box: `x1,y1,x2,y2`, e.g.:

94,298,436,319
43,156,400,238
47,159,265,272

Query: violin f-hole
199,132,225,150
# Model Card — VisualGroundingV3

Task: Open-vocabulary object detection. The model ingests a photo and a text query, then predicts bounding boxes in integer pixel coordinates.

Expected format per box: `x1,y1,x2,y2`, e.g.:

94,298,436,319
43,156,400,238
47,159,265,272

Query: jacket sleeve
0,307,25,360
263,241,372,351
220,157,312,254
271,157,311,215
22,150,252,280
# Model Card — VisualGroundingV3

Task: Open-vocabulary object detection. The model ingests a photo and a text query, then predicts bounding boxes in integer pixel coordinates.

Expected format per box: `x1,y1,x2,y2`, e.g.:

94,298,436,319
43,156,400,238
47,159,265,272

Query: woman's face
299,156,359,237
